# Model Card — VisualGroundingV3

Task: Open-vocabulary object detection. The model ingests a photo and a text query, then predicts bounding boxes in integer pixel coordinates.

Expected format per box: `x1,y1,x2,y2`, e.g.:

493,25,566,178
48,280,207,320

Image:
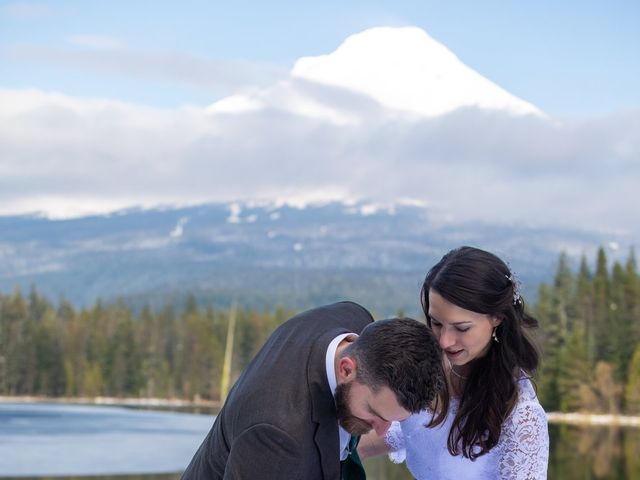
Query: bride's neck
444,356,469,397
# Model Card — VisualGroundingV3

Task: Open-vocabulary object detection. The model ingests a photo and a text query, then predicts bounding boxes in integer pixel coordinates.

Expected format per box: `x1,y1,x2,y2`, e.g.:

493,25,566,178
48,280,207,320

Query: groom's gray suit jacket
181,301,374,480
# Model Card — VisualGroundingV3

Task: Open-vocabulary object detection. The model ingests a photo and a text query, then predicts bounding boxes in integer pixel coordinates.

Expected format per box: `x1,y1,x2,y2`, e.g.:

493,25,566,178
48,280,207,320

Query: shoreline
546,411,640,428
0,395,221,409
2,396,639,427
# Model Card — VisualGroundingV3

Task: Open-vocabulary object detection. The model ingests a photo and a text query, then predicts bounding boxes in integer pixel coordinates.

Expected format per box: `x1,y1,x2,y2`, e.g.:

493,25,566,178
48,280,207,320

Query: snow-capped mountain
292,27,541,117
209,26,542,121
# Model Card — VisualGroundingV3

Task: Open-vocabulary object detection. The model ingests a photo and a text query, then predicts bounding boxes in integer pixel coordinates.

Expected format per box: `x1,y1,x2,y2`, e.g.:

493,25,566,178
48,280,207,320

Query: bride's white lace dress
385,377,549,479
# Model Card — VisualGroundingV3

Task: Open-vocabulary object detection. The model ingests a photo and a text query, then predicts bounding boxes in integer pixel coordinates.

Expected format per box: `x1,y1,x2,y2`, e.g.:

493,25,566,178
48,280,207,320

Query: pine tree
535,284,560,410
574,255,596,366
1,290,36,394
536,253,574,410
609,261,633,380
625,344,640,414
593,247,611,361
553,252,575,331
34,310,66,396
557,326,591,411
624,249,640,355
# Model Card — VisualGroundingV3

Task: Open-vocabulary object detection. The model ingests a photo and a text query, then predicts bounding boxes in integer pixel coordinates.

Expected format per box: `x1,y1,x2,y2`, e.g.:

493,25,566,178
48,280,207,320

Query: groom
182,301,444,479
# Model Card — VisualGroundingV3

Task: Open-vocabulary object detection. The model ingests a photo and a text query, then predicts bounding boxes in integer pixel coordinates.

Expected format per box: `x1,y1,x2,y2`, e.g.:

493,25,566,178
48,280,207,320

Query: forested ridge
0,293,294,400
536,247,640,414
1,246,639,414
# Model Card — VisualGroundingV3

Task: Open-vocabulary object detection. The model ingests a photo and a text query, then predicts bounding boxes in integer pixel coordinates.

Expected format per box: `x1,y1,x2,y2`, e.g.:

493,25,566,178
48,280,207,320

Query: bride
359,246,549,479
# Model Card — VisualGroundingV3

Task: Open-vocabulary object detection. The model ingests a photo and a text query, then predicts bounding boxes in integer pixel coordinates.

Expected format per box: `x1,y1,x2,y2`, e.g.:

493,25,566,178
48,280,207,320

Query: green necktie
340,435,366,480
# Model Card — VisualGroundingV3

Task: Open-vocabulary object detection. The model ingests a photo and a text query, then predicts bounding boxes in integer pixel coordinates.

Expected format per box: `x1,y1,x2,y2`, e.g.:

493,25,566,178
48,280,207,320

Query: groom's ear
337,356,357,383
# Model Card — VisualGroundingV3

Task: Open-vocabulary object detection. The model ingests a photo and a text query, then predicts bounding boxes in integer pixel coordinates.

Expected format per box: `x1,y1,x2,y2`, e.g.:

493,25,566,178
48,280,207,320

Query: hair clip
505,273,522,305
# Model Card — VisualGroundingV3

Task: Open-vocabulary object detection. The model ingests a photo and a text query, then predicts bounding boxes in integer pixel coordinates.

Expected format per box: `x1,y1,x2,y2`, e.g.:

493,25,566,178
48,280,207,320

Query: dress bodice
385,377,549,479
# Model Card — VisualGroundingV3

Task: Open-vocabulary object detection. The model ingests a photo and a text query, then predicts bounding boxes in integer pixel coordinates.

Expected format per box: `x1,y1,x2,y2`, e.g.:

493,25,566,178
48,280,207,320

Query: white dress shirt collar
325,332,354,460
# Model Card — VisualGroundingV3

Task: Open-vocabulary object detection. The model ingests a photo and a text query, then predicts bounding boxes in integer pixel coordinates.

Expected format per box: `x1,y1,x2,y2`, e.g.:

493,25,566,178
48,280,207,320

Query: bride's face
427,289,500,367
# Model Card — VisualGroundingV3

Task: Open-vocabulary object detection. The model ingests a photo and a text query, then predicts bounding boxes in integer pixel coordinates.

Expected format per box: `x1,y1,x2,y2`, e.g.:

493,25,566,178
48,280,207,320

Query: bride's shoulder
515,374,542,404
494,375,549,478
503,375,547,432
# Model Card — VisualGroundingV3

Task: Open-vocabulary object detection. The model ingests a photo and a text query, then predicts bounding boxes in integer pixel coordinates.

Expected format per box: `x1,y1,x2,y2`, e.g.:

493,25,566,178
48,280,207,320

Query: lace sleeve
384,421,407,464
496,397,549,479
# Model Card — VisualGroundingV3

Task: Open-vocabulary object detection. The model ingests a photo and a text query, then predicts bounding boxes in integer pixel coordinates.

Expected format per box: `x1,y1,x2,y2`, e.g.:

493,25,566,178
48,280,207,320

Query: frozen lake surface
0,403,214,476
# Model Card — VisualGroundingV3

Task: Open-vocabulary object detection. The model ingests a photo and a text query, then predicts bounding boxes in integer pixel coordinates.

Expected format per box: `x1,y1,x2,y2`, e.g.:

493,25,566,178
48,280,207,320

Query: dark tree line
535,247,640,414
0,291,291,400
1,246,639,414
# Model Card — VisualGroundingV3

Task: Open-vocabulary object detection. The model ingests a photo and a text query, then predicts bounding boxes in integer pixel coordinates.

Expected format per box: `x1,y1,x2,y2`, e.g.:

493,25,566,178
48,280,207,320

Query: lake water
1,403,639,479
0,403,213,477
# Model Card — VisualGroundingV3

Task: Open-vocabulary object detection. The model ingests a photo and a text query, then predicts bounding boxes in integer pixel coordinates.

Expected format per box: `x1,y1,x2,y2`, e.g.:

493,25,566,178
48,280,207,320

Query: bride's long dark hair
421,246,540,459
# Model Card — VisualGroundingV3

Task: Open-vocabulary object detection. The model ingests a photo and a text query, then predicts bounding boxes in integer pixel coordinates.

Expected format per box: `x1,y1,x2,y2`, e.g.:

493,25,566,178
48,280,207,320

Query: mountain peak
291,26,542,118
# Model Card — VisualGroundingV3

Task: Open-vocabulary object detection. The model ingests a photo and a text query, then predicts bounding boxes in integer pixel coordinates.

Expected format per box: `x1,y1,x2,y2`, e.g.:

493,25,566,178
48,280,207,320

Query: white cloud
0,26,638,241
1,85,637,239
4,45,287,94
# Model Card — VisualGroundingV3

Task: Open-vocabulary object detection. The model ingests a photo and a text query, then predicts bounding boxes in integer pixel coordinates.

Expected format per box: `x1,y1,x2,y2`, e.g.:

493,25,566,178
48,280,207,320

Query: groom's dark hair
341,317,446,414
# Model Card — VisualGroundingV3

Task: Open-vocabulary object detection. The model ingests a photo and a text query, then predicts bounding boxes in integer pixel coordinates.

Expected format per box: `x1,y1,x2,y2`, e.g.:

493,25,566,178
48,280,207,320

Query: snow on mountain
0,201,628,313
209,26,542,120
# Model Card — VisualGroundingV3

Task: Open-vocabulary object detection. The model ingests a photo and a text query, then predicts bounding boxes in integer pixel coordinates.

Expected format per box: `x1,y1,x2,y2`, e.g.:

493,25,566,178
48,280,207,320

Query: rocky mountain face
0,201,622,316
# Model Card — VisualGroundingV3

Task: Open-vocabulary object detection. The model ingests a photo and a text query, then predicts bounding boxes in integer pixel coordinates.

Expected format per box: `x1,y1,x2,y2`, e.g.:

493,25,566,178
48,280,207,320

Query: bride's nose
438,328,456,350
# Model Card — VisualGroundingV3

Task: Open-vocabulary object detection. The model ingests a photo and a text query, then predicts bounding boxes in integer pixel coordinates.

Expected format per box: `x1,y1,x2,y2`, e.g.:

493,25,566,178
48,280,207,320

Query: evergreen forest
536,247,640,414
1,246,639,415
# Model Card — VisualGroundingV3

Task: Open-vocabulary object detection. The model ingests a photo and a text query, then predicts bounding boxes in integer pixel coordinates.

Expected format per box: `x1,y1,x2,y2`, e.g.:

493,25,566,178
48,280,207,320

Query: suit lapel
308,330,343,479
312,405,340,479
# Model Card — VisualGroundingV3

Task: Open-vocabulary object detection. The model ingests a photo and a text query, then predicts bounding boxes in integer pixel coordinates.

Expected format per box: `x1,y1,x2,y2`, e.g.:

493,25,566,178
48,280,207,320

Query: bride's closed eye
430,319,470,333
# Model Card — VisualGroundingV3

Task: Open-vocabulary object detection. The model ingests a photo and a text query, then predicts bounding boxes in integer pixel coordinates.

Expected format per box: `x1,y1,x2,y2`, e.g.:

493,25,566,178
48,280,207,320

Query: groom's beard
335,381,373,436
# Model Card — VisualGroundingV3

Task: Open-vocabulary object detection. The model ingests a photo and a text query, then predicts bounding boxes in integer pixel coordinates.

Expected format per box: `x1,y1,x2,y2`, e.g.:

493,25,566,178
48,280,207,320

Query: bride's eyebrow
429,314,472,326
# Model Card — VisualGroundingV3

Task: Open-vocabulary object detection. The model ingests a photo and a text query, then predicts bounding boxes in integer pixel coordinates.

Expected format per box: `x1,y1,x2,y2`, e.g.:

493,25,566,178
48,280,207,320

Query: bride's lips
445,349,464,359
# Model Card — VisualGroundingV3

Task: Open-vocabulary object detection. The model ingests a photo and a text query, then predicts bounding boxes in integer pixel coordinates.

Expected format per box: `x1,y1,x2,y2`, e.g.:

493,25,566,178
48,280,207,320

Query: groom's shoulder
291,301,374,327
261,301,374,354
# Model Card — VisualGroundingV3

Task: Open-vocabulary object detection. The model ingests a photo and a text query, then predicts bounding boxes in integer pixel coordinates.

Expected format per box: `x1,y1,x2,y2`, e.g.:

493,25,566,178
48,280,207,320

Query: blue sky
1,0,638,116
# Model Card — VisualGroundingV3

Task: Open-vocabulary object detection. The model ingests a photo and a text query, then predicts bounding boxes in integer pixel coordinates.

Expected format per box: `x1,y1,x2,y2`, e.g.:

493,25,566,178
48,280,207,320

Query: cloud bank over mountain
0,26,638,240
